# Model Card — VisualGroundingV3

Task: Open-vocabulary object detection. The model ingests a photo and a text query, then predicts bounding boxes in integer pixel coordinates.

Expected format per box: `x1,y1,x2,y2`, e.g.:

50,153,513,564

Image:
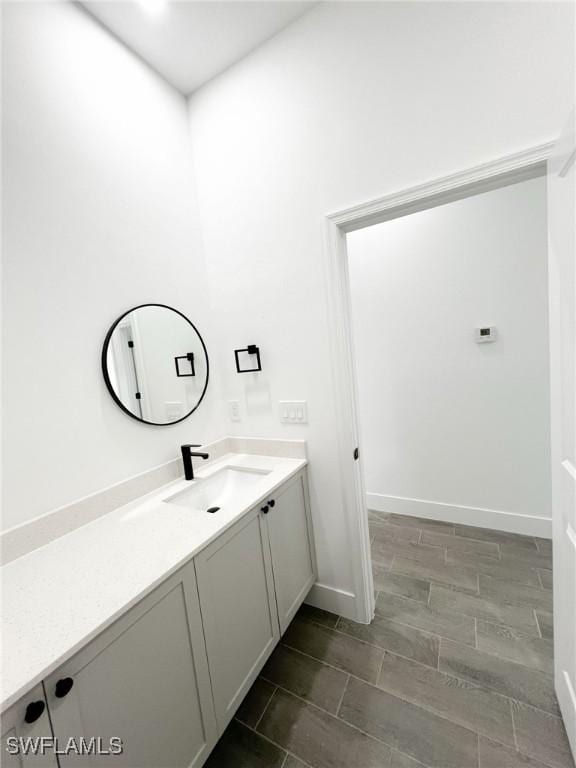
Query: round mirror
102,304,209,425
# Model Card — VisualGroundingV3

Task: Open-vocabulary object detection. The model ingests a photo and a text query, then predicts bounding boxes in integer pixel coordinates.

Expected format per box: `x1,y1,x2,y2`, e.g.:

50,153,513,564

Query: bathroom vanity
1,439,315,767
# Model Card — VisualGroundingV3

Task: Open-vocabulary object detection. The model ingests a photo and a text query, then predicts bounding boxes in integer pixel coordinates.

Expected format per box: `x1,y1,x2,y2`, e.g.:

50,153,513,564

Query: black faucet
181,444,210,480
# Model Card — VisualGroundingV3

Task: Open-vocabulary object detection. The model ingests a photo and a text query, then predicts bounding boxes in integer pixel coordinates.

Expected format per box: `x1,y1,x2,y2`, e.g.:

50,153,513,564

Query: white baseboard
305,583,358,621
366,493,552,538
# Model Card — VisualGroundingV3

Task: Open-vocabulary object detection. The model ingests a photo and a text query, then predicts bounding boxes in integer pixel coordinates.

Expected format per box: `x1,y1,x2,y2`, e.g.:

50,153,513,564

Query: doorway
346,176,551,538
323,140,575,765
323,143,553,626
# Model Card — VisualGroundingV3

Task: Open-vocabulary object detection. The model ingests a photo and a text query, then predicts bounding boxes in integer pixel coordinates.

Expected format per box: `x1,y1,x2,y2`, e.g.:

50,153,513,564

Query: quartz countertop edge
1,451,307,712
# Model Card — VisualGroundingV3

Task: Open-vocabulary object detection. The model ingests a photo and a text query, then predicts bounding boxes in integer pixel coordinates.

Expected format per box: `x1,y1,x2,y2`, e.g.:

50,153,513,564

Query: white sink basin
164,466,271,512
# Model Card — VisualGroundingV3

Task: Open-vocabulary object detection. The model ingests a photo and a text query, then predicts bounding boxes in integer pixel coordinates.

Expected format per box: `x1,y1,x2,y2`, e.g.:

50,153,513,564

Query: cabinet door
44,560,217,767
195,507,279,733
1,684,58,768
266,471,316,634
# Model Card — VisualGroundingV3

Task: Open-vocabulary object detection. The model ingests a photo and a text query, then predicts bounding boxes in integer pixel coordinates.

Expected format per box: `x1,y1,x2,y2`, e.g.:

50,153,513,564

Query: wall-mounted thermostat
475,326,497,343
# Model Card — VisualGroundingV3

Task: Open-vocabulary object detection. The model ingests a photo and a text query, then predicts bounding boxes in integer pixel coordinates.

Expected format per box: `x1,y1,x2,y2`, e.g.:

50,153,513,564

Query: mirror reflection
102,304,209,425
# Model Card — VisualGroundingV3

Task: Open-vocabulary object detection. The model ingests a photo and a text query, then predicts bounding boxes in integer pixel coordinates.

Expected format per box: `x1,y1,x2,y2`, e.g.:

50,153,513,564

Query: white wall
1,2,225,531
188,2,573,612
348,178,551,531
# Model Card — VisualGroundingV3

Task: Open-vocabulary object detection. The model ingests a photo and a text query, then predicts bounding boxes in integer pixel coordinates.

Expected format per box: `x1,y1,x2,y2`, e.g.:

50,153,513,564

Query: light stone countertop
1,450,307,712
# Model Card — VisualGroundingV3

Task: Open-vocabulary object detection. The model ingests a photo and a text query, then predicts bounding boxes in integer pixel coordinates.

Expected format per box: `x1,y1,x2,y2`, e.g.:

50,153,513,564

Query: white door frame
322,142,554,624
548,112,576,759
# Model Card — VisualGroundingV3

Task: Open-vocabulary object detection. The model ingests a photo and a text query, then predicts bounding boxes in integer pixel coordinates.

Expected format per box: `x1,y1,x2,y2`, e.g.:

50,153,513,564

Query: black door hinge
135,392,142,400
354,447,359,461
128,340,134,348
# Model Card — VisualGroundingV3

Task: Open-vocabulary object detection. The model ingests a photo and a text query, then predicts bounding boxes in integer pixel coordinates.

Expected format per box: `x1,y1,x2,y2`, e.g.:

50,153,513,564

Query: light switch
228,400,241,422
279,401,308,424
165,401,184,419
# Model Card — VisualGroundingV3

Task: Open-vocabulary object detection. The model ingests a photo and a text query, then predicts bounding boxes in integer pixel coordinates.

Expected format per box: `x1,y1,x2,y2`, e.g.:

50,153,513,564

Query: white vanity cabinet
195,505,280,733
43,560,217,767
3,465,316,768
264,471,316,634
1,684,58,768
194,468,315,732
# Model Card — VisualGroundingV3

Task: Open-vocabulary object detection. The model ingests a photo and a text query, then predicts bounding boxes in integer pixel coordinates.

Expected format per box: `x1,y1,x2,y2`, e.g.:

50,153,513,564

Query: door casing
322,142,554,624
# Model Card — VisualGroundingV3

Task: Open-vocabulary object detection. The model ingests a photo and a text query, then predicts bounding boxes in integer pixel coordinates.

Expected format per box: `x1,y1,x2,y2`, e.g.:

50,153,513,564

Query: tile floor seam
253,684,278,731
476,723,571,768
256,679,399,755
311,613,442,663
435,660,560,719
277,640,385,685
535,609,544,639
335,610,444,645
278,635,523,736
444,627,556,679
510,698,519,750
374,674,518,746
377,585,434,607
255,677,478,764
241,702,418,768
473,633,554,674
233,718,301,764
480,573,554,598
427,588,546,632
372,605,479,646
286,751,314,768
506,696,566,722
279,752,288,768
391,567,485,595
332,677,485,753
335,674,351,717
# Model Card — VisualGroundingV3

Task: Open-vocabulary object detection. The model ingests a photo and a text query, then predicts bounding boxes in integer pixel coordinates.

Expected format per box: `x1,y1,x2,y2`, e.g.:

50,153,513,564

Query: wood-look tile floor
204,512,574,768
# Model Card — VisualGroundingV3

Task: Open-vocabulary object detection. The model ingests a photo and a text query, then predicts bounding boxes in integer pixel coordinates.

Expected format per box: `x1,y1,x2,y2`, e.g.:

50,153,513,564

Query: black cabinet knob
261,505,269,514
268,500,275,508
55,677,74,698
24,700,45,724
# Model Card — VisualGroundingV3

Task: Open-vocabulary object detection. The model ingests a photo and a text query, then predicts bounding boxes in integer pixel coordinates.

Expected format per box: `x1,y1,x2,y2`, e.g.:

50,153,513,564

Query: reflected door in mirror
102,304,209,425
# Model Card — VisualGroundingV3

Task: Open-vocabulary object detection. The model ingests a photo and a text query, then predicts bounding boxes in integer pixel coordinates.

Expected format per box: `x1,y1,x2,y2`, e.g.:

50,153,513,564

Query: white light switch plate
165,401,184,419
279,401,308,424
228,400,241,422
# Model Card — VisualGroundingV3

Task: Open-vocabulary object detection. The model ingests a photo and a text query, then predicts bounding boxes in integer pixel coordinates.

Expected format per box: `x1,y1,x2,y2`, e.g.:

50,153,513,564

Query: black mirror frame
101,303,210,426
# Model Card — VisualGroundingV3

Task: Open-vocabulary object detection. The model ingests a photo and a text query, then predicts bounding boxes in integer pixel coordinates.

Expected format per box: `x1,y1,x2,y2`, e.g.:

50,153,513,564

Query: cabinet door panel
45,561,216,767
1,684,58,768
195,509,279,732
267,472,316,634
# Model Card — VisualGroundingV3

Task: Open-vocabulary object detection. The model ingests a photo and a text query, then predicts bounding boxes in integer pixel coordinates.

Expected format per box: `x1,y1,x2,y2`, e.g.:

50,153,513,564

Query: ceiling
80,1,316,95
